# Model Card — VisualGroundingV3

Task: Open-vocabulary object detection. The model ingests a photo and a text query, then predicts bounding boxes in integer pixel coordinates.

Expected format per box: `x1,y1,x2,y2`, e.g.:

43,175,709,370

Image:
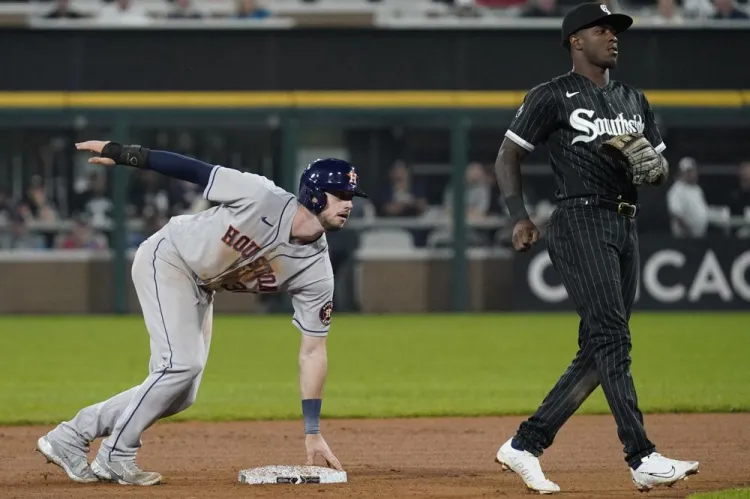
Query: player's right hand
305,434,343,471
75,140,116,166
512,219,539,252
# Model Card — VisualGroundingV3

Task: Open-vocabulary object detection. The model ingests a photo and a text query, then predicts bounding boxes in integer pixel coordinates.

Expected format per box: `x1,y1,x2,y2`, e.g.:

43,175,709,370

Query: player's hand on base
305,434,343,471
75,140,116,166
512,219,539,252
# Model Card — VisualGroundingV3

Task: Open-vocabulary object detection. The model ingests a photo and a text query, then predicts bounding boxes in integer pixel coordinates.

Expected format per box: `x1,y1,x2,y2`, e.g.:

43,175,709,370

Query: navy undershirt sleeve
147,150,213,187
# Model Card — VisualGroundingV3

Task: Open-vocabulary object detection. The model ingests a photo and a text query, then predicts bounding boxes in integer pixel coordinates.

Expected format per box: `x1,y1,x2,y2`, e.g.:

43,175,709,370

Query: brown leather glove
600,133,665,186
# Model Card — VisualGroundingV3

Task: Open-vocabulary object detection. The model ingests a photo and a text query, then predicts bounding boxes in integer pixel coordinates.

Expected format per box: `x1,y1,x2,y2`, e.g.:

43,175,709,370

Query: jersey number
220,258,278,294
222,274,278,293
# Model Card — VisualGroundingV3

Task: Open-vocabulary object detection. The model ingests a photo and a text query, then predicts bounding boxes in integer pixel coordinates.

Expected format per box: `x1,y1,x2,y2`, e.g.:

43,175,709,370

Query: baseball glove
599,133,666,186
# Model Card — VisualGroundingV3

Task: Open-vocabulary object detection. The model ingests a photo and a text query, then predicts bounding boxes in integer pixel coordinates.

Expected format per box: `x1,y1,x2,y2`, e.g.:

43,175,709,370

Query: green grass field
1,312,748,425
690,490,750,498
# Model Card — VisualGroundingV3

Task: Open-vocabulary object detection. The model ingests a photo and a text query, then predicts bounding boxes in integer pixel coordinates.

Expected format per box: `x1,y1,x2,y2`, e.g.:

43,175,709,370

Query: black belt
557,196,638,218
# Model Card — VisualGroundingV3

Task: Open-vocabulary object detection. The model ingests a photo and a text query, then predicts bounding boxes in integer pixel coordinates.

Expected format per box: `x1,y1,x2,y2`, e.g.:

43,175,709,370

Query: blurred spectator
171,180,210,215
667,157,709,238
17,176,59,224
167,0,203,19
128,170,171,219
654,0,685,23
44,0,86,18
0,188,12,224
711,0,749,18
683,0,715,17
97,0,151,25
128,213,168,248
74,171,113,228
728,161,750,237
235,0,271,19
474,0,527,8
451,0,483,17
439,162,494,247
377,160,428,218
0,212,47,250
443,162,492,223
57,215,109,250
521,0,564,17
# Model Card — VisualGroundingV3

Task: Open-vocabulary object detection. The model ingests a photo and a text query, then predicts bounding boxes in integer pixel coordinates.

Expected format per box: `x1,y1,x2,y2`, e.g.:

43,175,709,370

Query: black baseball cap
561,2,633,49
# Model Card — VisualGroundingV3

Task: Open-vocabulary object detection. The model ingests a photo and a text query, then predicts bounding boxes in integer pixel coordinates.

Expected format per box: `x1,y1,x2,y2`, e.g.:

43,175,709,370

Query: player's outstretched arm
298,335,343,471
76,140,214,187
495,138,540,252
495,137,529,214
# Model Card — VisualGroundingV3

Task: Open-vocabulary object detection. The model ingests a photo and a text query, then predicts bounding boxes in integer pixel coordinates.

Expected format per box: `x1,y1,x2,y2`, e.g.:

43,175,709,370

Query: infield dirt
2,414,748,498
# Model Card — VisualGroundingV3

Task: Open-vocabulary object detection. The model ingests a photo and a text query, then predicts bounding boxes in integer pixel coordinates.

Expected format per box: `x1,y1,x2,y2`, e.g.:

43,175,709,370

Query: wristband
505,194,529,223
302,399,321,435
100,142,150,169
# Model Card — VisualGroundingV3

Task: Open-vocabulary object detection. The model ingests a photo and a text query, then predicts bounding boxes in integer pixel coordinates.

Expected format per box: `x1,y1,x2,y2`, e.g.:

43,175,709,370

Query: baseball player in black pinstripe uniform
492,3,700,494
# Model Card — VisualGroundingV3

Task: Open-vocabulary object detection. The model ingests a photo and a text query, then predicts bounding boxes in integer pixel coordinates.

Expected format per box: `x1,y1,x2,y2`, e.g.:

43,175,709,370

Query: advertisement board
513,236,750,310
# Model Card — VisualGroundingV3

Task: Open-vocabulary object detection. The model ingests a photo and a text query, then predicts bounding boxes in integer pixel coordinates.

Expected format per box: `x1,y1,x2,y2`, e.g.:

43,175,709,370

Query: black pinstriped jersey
505,71,665,203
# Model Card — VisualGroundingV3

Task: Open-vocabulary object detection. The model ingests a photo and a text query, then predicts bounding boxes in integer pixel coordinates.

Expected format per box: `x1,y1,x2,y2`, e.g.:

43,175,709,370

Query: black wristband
302,399,321,435
100,142,150,168
505,195,529,223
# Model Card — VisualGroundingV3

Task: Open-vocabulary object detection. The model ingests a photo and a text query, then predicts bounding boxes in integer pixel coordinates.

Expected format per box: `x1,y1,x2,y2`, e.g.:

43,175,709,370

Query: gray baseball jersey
165,165,335,336
44,163,336,468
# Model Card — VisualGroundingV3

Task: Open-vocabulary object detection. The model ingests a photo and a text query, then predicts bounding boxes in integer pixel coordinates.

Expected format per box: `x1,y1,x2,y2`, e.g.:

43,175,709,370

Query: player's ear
570,34,582,51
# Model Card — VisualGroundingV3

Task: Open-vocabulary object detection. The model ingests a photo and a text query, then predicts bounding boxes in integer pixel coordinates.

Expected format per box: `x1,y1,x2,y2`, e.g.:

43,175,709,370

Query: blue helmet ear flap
299,183,327,214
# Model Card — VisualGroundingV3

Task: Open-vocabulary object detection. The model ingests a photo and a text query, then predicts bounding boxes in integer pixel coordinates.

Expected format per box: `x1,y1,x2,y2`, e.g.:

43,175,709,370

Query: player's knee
183,361,204,380
181,390,199,410
589,334,633,365
162,388,198,418
166,359,204,382
170,390,199,415
590,328,631,345
587,311,629,336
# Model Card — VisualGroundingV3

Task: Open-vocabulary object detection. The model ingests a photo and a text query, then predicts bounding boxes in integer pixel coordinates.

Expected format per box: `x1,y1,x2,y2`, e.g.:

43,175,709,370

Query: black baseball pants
513,204,655,467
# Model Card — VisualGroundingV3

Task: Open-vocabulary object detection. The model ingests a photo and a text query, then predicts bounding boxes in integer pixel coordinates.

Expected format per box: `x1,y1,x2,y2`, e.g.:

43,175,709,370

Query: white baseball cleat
36,435,99,484
630,452,699,492
91,456,163,486
495,438,561,495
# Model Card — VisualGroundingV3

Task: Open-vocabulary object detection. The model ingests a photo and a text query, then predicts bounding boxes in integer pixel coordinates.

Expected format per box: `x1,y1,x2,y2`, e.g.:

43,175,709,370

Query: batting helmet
298,158,368,214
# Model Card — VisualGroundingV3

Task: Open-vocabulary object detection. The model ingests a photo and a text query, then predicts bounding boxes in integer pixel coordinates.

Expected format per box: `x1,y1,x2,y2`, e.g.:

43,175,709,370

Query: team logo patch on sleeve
319,301,333,326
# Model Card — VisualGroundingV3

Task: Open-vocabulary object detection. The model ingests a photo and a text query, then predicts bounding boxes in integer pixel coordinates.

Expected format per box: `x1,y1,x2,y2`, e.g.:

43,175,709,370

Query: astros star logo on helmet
347,170,358,185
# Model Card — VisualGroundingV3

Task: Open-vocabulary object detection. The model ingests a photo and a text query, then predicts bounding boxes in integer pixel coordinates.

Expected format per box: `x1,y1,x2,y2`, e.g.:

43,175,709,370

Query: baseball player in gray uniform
37,140,366,485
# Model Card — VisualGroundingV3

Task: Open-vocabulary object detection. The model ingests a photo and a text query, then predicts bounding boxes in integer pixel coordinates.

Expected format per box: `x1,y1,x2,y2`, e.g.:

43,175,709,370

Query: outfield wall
2,236,747,313
512,236,750,311
0,249,514,314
